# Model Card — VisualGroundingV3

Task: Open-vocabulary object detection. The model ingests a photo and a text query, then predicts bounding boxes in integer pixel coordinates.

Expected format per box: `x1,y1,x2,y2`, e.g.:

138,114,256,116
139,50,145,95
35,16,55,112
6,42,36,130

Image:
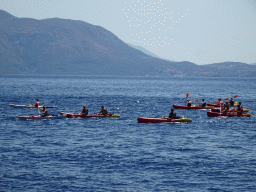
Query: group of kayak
138,94,251,123
11,95,251,122
12,98,121,120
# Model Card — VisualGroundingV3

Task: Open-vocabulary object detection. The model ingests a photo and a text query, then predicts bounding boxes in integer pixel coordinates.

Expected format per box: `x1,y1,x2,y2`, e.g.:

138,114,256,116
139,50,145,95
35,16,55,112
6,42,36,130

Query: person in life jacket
236,102,243,116
80,105,88,115
168,108,180,119
187,99,192,107
35,98,40,107
201,99,206,108
98,106,108,116
223,101,230,115
229,98,234,106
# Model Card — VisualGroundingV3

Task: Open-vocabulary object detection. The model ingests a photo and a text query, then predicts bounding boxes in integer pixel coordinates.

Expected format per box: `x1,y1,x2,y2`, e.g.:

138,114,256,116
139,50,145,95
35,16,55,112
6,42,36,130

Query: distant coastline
0,10,256,77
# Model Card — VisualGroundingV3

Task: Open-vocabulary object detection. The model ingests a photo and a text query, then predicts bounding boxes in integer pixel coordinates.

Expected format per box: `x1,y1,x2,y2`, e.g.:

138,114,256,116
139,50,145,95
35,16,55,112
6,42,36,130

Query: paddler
223,101,230,115
40,106,49,116
229,98,234,106
236,102,243,116
200,99,206,108
80,105,88,115
98,106,108,116
35,98,40,107
187,99,192,107
168,108,180,119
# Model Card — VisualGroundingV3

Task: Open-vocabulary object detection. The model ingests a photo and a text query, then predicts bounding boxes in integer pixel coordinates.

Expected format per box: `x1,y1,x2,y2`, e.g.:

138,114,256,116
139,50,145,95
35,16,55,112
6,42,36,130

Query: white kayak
17,115,65,120
9,104,57,108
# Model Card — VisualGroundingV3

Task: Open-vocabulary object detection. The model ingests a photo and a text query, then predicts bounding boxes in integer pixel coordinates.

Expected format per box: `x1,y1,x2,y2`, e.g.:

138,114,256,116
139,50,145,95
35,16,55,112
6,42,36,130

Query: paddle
185,93,189,106
219,100,223,117
195,99,199,106
234,95,238,98
224,98,229,101
38,106,41,120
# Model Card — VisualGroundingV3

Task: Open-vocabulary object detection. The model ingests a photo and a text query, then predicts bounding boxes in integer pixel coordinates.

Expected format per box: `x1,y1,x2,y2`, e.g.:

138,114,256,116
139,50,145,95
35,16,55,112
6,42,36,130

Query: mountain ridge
0,10,256,76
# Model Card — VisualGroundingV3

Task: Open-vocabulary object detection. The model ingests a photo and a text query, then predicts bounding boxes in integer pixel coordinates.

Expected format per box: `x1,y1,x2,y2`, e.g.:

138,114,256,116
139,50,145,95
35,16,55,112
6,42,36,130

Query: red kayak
207,103,221,107
173,104,214,110
137,117,192,123
207,111,251,117
61,112,120,118
211,108,250,113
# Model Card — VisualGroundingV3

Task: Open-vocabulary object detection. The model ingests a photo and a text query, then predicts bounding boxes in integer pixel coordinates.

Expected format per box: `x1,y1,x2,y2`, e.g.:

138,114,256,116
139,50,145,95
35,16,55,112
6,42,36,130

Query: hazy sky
1,0,256,64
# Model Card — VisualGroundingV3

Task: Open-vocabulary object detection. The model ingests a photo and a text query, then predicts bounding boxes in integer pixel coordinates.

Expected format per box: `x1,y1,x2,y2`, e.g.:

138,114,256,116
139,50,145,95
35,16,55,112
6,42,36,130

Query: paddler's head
36,98,39,101
101,106,104,109
218,98,221,101
202,99,205,101
239,102,241,105
171,108,174,112
83,105,86,108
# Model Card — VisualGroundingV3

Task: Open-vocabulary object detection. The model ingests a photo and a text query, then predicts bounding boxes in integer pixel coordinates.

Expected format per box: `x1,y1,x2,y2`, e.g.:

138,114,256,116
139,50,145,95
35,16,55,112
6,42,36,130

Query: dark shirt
229,100,234,106
187,101,191,107
224,104,229,111
237,104,243,115
99,108,108,115
81,108,88,115
201,101,206,108
169,112,177,119
42,110,49,116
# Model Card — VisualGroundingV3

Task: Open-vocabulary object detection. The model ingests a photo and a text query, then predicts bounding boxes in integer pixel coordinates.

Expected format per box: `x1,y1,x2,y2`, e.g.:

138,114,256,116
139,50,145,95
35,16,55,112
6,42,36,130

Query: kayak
17,115,65,120
207,111,251,117
207,103,238,107
9,104,57,108
211,108,250,113
207,103,222,107
173,104,214,110
61,112,120,118
137,117,192,123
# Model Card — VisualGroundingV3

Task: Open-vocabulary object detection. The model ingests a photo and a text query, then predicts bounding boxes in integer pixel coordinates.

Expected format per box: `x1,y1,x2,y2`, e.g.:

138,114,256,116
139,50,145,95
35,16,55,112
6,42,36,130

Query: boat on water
61,112,120,118
137,117,192,123
17,115,65,120
9,104,57,108
173,104,214,110
207,111,251,117
211,108,250,113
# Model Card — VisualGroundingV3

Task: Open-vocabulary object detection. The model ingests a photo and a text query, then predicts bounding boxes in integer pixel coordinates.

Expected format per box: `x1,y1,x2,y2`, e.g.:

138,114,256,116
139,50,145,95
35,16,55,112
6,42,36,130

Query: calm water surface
0,75,256,191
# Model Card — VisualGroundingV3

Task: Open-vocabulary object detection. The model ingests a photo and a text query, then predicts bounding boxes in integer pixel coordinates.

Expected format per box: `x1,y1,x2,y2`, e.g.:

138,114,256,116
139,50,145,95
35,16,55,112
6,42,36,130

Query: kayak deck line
207,111,251,117
137,117,192,123
61,112,120,118
211,108,250,113
173,104,214,110
16,115,65,120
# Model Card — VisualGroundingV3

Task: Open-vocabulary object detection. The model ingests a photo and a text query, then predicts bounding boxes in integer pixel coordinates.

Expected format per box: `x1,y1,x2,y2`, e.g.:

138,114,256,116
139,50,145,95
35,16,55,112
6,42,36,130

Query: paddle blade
234,95,238,98
235,101,238,104
224,98,229,100
217,101,220,105
186,93,189,97
195,99,199,102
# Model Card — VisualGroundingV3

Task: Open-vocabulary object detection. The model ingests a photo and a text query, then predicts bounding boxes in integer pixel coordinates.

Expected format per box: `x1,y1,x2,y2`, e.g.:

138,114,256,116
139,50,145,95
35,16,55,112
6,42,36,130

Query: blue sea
0,75,256,191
